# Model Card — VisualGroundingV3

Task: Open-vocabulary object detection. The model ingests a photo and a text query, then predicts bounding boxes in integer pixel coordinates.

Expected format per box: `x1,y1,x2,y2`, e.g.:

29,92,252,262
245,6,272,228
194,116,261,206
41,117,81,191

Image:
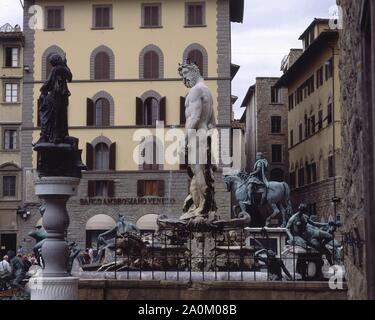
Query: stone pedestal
190,233,216,271
29,277,78,300
30,177,80,300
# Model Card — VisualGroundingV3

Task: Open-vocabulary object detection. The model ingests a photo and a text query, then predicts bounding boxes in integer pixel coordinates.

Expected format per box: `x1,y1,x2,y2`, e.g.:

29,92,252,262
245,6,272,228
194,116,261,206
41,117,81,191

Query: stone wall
78,279,348,300
337,0,373,300
291,177,343,222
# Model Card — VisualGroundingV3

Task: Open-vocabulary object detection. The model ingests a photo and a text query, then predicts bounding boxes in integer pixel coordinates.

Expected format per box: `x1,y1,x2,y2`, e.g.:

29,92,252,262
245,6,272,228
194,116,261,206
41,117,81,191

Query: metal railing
81,228,345,282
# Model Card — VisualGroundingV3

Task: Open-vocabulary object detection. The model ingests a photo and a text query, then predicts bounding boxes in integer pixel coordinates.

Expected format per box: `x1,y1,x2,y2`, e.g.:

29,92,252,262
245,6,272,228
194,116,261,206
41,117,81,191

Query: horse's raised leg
266,203,280,227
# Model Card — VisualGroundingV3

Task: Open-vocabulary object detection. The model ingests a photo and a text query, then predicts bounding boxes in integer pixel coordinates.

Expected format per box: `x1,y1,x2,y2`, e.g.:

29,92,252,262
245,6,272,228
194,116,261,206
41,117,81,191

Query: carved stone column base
30,277,79,300
34,177,79,277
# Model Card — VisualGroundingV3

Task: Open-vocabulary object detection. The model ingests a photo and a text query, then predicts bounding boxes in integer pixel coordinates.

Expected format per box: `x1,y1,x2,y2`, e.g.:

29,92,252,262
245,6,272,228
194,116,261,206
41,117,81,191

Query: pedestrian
0,255,12,290
23,255,32,272
0,255,12,279
17,246,24,256
7,251,26,289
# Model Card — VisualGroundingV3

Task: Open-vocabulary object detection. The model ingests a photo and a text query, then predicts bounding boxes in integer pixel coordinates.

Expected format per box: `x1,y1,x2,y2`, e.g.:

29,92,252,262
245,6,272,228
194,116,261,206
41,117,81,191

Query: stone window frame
92,4,113,29
182,43,208,78
90,45,115,80
0,163,20,200
41,45,65,81
141,3,162,28
91,91,115,126
91,136,112,171
271,144,283,164
139,44,164,79
270,116,282,134
1,126,20,152
185,1,206,27
91,136,113,149
2,79,21,104
3,45,21,68
44,6,65,31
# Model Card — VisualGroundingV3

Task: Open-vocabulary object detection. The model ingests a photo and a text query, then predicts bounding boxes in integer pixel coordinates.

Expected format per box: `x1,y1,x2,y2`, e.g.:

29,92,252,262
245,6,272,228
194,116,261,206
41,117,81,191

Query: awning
86,214,116,231
136,214,159,231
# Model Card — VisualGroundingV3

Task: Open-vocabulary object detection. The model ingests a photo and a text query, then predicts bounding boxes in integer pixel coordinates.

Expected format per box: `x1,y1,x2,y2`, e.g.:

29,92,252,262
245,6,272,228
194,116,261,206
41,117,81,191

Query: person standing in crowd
7,251,26,289
0,255,13,290
0,255,12,274
17,246,24,256
22,255,32,273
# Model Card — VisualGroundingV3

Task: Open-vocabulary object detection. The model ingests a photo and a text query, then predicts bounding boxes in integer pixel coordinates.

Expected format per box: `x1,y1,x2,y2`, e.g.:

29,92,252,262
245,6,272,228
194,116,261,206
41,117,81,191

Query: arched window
136,93,166,126
94,51,110,80
86,138,116,171
270,168,284,182
183,44,208,78
187,49,204,75
94,143,109,170
95,98,110,126
144,97,159,126
144,50,159,79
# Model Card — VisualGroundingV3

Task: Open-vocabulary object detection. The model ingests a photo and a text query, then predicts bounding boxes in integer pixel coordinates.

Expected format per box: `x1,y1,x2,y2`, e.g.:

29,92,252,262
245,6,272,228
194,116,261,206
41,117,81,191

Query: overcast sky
0,0,337,118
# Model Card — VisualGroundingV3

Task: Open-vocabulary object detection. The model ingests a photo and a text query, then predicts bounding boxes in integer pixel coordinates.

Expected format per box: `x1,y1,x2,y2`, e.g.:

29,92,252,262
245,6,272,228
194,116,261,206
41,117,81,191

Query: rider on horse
243,152,269,206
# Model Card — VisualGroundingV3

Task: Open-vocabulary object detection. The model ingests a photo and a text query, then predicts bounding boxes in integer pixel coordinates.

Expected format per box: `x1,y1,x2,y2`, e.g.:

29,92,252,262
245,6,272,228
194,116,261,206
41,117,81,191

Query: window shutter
47,9,54,29
196,5,203,25
144,6,151,26
95,52,110,80
159,97,166,124
55,9,62,28
108,181,115,197
109,142,116,170
95,7,102,27
188,5,195,25
152,51,159,78
151,6,159,26
88,181,96,197
103,7,110,27
144,51,159,79
180,96,186,125
158,180,165,197
102,99,110,126
136,97,144,125
37,98,41,127
86,143,94,170
137,180,144,197
86,98,94,126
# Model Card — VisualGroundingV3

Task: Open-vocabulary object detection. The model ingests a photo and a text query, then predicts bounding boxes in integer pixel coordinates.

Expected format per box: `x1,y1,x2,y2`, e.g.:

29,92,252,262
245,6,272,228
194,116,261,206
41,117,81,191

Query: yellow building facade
0,24,24,256
276,19,343,220
19,0,243,251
